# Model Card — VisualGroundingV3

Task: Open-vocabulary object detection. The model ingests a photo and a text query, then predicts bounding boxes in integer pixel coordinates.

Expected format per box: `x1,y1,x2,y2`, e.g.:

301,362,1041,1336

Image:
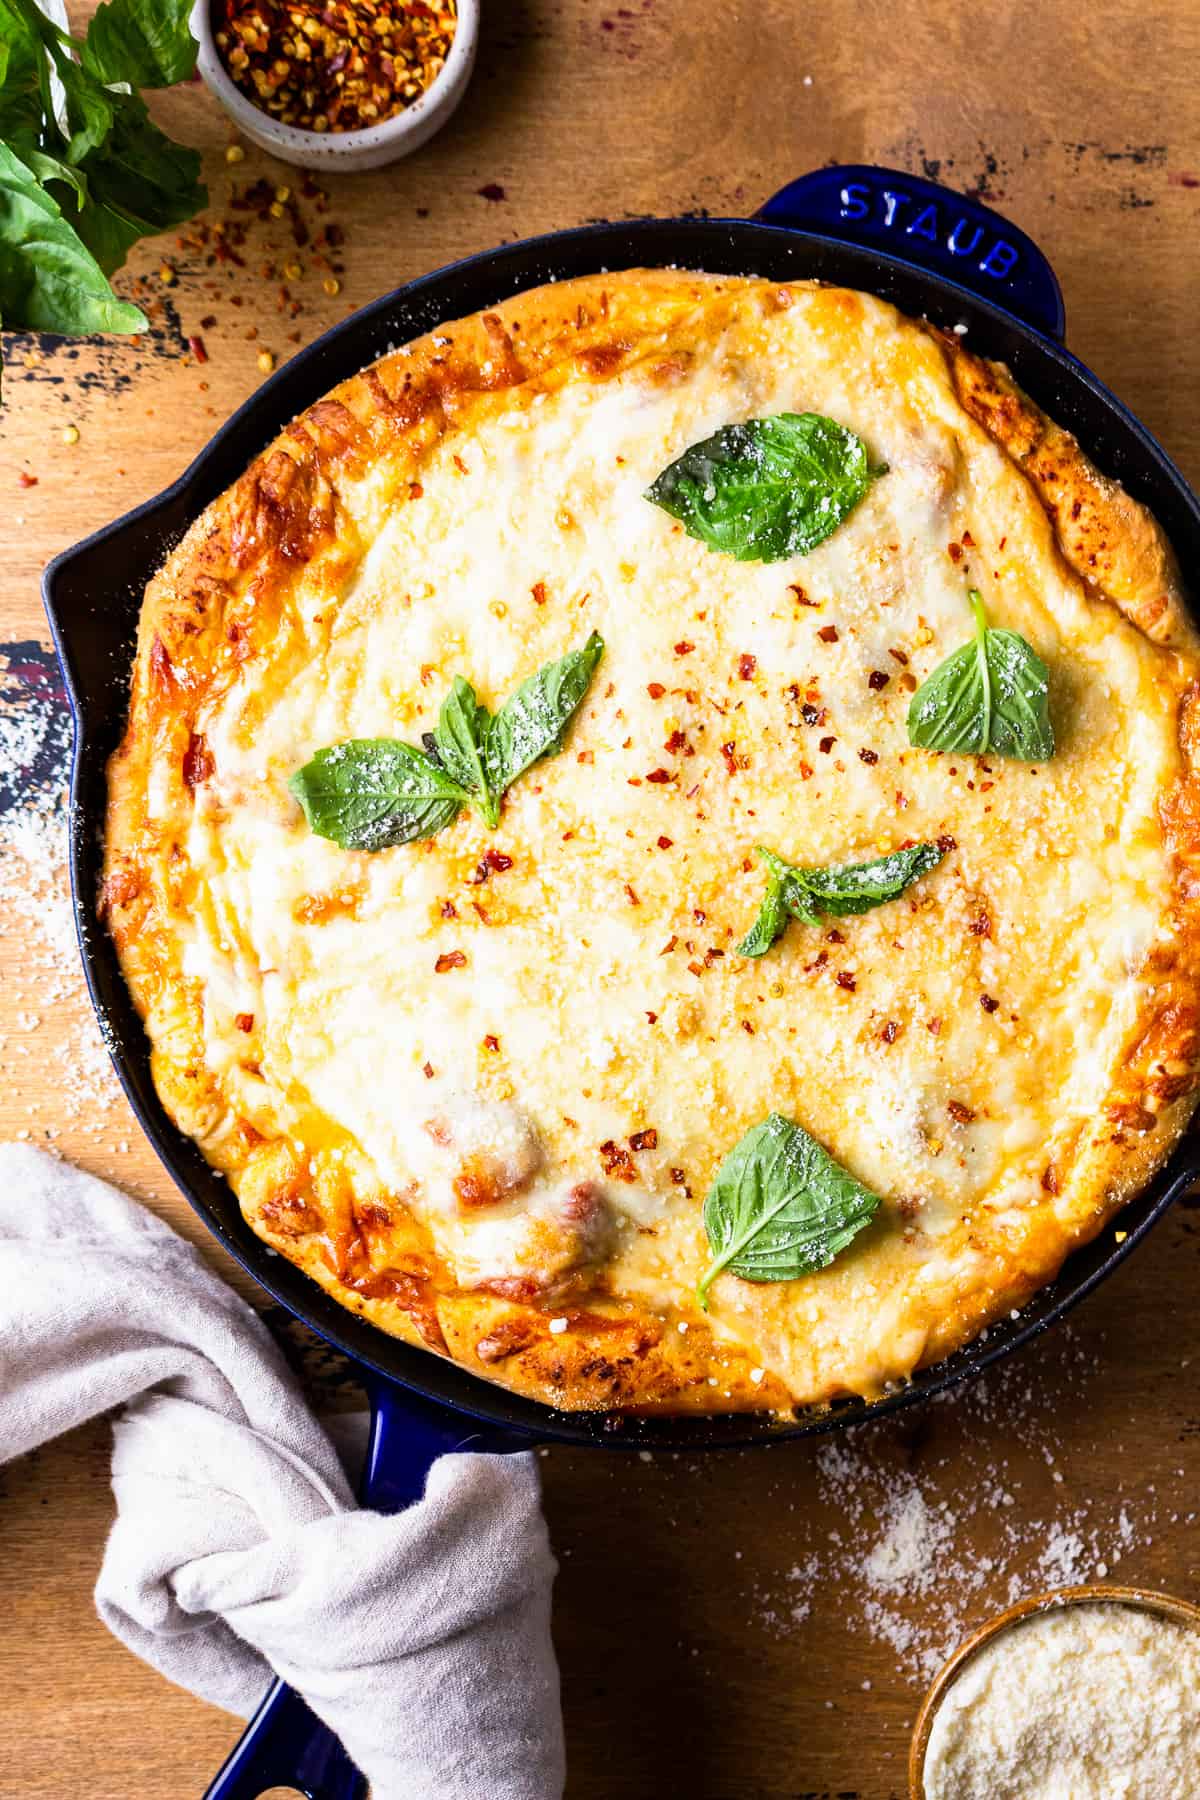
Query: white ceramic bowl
191,0,479,172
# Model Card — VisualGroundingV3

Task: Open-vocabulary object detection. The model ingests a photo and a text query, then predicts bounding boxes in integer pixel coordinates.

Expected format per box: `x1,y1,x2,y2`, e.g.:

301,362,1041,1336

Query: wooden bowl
908,1583,1200,1799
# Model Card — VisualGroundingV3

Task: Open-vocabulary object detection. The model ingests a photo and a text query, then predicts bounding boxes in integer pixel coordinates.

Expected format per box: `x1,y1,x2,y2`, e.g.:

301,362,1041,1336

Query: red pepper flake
948,542,964,563
880,1020,900,1044
531,580,548,605
188,334,209,364
888,646,909,666
17,471,38,488
818,735,836,754
664,729,694,756
408,481,424,500
927,1016,943,1035
656,835,673,850
422,1061,435,1079
826,928,845,944
182,732,214,788
482,1034,500,1052
789,583,817,606
737,653,757,679
947,1099,975,1123
630,1128,658,1152
624,883,640,906
478,183,506,202
704,947,725,967
645,1010,658,1024
469,850,515,885
817,625,839,644
799,760,814,780
435,950,467,972
646,768,673,784
235,1012,254,1033
804,950,829,973
720,742,739,774
961,529,976,547
1041,1164,1062,1195
937,834,958,853
980,993,999,1013
647,682,666,699
669,1166,692,1196
868,670,890,691
835,971,857,992
659,936,677,954
674,640,694,656
741,1019,755,1034
440,899,459,919
801,702,823,725
599,1139,638,1181
859,748,879,765
968,913,991,937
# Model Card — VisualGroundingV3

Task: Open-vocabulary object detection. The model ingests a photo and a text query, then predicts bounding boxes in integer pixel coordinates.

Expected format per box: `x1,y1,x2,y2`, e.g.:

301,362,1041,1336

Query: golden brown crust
940,334,1190,647
105,270,1200,1417
937,331,1200,1189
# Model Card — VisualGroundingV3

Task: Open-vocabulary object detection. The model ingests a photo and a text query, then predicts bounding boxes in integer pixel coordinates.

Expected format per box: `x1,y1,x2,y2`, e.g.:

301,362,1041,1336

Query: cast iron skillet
42,166,1200,1797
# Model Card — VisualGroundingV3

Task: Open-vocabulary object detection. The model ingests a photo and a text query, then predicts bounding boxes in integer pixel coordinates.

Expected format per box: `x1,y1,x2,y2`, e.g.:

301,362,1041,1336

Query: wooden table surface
3,3,1200,1795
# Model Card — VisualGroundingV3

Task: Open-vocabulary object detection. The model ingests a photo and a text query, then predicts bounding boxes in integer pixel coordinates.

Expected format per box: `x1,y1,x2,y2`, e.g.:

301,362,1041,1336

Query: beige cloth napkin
0,1143,564,1800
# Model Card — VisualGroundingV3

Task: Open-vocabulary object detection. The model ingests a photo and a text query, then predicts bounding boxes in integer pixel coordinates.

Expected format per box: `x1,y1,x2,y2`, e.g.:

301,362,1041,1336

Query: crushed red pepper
216,0,457,132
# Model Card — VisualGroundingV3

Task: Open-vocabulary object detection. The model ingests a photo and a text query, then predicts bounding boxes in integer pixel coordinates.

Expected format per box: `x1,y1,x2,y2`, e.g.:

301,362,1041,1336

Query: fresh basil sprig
737,841,945,958
908,589,1054,760
289,633,604,851
645,412,876,563
0,0,204,365
697,1112,880,1310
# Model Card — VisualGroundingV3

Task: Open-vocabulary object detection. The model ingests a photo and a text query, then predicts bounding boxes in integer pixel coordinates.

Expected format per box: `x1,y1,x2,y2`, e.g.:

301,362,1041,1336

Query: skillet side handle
756,163,1066,342
202,1376,531,1800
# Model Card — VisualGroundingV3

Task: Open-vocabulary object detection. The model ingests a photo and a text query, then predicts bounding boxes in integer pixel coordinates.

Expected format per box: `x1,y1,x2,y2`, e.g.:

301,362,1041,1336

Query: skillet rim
42,213,1200,1450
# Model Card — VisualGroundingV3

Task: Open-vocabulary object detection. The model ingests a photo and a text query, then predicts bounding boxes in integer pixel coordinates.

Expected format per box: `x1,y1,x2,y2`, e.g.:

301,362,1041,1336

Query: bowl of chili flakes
193,0,478,170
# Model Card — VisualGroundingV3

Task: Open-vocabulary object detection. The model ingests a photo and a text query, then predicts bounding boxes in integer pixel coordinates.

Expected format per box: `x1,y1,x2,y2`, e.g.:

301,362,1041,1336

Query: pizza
103,269,1200,1414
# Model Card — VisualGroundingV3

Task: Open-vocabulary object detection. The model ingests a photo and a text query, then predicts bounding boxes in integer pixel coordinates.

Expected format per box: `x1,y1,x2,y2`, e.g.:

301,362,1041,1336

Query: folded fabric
0,1143,564,1800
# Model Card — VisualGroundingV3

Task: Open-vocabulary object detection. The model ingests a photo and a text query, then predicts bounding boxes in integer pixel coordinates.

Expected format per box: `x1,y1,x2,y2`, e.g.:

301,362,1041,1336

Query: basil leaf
288,741,465,851
0,0,202,344
797,841,945,916
485,631,604,795
737,841,944,958
908,589,1054,760
698,1113,880,1309
434,677,498,827
735,867,791,958
81,0,197,89
645,412,874,563
61,82,204,274
0,139,145,333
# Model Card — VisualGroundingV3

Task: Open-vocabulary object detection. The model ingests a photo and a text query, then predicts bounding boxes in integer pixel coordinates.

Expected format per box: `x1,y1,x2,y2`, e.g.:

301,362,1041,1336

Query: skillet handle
756,163,1066,342
202,1375,531,1800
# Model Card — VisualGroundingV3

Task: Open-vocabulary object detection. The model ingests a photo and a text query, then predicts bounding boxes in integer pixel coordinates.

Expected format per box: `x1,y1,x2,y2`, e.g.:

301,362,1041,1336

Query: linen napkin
0,1143,564,1800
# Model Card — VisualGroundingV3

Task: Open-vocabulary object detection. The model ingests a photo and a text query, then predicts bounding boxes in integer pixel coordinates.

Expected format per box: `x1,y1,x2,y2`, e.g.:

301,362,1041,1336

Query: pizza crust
104,270,1200,1415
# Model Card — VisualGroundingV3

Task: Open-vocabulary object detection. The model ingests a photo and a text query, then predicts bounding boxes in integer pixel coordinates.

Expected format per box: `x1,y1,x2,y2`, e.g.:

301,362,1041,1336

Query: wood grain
2,2,1200,1794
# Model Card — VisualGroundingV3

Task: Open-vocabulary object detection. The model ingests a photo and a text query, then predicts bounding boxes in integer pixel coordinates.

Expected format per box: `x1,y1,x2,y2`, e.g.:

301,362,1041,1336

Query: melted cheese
168,282,1187,1401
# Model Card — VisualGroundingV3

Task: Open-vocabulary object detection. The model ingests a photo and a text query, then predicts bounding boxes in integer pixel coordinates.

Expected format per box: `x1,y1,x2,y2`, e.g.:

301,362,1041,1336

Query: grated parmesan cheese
923,1601,1200,1798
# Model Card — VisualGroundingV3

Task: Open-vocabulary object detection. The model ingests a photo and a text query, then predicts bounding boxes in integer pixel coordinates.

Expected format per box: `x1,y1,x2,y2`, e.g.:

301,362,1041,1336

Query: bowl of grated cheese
910,1585,1200,1800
